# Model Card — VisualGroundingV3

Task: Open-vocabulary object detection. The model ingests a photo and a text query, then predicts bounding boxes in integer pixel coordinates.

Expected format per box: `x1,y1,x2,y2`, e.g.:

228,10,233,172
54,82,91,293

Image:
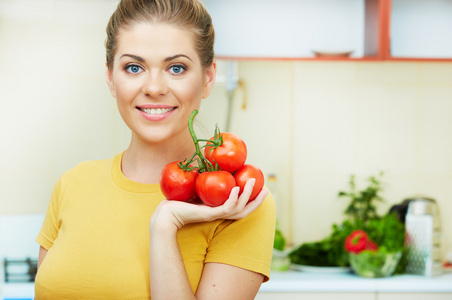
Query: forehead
115,22,198,62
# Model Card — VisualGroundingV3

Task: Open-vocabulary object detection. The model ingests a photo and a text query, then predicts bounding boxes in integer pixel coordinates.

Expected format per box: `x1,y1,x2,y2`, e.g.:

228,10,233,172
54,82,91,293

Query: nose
142,70,168,98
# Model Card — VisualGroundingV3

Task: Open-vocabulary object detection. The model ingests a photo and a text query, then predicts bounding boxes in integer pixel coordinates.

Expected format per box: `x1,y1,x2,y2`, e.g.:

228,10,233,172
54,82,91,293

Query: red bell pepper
345,229,379,254
345,230,368,254
364,239,379,252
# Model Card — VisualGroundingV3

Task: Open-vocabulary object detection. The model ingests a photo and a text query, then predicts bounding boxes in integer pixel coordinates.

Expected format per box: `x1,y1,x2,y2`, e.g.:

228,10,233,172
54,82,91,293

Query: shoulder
203,191,277,282
259,190,276,214
247,190,276,224
215,191,276,236
73,157,114,172
57,156,116,186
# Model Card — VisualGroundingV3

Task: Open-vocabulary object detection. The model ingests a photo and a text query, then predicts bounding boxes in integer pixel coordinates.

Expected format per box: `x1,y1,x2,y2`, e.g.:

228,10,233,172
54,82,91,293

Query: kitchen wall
1,0,451,259
0,0,125,215
221,60,452,257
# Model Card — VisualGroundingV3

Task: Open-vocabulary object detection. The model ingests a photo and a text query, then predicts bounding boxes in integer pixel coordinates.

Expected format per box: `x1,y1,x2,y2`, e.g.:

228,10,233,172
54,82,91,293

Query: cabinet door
390,0,452,58
378,293,452,300
256,292,376,300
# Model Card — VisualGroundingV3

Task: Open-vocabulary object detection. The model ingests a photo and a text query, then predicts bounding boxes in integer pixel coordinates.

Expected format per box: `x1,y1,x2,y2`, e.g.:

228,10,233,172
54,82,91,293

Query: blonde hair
105,0,215,70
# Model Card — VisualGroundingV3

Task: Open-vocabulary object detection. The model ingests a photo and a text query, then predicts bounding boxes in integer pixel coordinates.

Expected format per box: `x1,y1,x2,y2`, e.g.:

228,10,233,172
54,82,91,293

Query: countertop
1,272,452,298
0,283,34,299
260,270,452,293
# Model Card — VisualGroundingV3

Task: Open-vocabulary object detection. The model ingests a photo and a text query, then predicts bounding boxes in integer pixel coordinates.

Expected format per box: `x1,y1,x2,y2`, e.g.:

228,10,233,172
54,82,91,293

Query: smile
139,107,175,115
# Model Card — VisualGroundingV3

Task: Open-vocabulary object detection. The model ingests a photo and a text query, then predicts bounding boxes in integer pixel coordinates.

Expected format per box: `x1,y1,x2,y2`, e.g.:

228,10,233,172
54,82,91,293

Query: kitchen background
0,0,452,295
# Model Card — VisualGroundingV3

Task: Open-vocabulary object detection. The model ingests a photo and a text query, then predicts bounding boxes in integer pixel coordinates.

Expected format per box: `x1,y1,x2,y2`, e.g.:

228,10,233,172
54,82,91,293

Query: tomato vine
180,110,222,173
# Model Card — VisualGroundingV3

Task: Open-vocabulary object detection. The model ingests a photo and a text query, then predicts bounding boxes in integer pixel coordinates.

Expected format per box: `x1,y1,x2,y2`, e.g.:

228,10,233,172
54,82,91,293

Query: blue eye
126,64,142,74
169,65,186,75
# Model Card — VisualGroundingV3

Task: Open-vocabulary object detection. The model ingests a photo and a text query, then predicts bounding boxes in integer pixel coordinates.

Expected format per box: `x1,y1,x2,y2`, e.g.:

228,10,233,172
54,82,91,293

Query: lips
136,105,177,121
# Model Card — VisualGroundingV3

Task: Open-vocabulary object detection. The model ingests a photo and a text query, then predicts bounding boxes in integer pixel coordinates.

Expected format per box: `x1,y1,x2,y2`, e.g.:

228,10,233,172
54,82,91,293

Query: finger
220,186,241,214
182,187,241,223
219,182,251,218
236,178,256,209
228,188,268,220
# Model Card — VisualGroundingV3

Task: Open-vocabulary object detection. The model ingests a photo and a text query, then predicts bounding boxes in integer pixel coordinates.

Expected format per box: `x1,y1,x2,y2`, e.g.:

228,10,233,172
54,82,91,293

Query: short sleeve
205,193,276,281
36,172,67,250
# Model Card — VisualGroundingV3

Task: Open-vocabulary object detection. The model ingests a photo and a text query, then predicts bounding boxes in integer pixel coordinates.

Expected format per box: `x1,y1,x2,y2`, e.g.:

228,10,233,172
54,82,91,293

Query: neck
121,133,196,184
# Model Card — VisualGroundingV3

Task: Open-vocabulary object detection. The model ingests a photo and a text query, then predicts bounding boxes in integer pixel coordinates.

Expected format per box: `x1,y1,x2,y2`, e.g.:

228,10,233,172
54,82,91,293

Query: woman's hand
150,178,268,231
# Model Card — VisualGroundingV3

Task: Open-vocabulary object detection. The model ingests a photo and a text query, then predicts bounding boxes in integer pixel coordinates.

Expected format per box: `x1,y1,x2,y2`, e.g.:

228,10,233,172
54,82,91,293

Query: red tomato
204,132,247,173
195,171,236,207
233,164,265,201
160,161,199,202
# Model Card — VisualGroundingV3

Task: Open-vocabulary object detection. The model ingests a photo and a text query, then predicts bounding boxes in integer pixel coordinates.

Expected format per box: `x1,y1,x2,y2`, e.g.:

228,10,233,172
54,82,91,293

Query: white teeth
142,107,173,115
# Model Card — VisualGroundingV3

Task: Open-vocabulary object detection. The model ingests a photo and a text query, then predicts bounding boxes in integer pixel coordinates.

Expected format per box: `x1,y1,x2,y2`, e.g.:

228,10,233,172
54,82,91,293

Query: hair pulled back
105,0,215,70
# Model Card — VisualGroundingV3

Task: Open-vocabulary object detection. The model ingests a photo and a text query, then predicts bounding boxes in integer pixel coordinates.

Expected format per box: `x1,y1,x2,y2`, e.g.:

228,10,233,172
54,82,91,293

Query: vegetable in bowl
288,173,407,274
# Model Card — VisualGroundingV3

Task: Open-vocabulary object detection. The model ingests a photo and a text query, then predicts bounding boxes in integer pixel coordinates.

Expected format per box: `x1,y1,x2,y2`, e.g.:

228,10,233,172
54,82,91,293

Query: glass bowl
271,249,291,271
349,251,402,278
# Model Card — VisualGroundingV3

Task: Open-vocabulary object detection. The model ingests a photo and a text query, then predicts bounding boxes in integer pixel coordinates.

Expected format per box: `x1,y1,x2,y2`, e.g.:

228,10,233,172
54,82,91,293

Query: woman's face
106,22,216,145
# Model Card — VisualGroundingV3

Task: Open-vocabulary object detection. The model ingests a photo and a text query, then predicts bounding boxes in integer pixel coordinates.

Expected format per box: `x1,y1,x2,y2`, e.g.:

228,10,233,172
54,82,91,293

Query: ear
201,60,217,99
105,63,117,98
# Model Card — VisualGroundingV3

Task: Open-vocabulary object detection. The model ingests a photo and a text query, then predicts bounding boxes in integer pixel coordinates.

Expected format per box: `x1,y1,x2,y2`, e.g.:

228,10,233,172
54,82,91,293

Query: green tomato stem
187,110,215,173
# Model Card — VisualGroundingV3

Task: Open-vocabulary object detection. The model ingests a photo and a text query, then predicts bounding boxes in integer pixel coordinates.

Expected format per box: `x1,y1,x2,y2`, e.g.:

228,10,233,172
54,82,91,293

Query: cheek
115,77,140,101
172,76,204,104
113,78,141,123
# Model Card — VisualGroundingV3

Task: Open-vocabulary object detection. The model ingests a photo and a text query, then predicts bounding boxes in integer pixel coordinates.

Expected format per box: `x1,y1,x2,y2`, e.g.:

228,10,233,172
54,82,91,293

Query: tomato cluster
159,110,265,207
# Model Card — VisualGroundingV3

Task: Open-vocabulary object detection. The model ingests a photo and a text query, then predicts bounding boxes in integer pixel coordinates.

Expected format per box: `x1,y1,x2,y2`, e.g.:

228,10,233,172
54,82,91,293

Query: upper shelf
205,0,452,62
205,0,373,59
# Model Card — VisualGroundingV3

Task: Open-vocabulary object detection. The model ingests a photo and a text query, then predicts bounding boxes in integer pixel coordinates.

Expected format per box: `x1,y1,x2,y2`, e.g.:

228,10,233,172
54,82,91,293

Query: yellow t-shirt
35,153,276,299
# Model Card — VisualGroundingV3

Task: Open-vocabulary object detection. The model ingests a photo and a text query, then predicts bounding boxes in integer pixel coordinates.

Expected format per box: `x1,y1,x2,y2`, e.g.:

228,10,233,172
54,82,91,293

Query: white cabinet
377,293,452,300
204,0,371,59
256,292,376,300
257,271,452,299
204,0,452,61
256,292,452,300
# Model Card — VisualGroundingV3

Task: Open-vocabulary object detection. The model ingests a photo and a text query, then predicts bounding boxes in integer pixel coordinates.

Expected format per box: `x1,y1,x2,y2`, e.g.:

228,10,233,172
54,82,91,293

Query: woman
35,0,276,298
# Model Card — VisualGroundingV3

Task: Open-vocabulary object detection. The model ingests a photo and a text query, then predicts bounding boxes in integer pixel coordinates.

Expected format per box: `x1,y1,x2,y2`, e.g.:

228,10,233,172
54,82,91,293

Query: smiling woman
106,22,211,148
33,0,276,299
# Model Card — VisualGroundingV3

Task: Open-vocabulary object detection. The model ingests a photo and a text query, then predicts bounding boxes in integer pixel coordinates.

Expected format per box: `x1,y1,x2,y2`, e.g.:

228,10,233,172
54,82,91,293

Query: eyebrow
164,54,193,62
119,54,193,63
120,54,144,62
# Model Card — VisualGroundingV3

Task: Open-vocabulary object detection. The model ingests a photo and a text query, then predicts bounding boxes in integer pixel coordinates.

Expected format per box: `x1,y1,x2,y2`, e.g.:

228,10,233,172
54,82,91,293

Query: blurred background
0,0,451,295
